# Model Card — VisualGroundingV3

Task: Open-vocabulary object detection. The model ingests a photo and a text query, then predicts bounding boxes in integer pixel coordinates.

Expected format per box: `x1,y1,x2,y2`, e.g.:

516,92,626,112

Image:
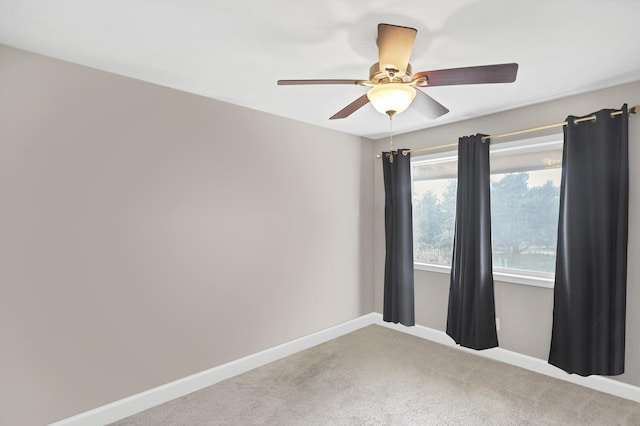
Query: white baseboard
372,313,640,403
47,313,378,426
50,312,640,425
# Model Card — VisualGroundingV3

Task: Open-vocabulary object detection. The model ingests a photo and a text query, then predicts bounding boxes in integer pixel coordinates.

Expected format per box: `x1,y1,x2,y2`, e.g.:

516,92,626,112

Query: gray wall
0,44,375,426
373,80,640,387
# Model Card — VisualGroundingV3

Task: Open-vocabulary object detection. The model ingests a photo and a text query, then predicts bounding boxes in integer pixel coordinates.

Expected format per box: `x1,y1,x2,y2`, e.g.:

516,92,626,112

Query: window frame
411,134,562,289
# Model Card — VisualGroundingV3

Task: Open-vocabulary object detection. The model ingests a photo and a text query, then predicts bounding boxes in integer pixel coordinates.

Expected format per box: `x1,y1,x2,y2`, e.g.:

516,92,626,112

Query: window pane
412,177,456,265
490,169,561,273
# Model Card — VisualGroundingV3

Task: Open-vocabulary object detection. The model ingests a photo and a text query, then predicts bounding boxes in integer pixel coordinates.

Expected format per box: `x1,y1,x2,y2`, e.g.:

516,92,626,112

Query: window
411,135,563,287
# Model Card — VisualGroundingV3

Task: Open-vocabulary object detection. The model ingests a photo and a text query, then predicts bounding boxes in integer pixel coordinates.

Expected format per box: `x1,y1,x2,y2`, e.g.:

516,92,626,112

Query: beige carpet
111,325,640,425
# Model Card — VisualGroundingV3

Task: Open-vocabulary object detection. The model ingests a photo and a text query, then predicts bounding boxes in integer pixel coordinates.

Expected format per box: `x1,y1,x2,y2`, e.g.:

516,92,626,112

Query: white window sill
414,262,554,289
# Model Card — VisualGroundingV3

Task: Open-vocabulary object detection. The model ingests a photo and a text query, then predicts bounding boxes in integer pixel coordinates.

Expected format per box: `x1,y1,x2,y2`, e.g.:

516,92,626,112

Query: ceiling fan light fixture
367,83,416,116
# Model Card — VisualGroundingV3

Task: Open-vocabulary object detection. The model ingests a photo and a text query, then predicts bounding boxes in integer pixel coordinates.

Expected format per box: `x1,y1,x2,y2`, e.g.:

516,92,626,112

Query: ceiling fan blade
413,63,518,87
278,79,364,85
329,94,370,120
413,89,449,119
377,23,417,75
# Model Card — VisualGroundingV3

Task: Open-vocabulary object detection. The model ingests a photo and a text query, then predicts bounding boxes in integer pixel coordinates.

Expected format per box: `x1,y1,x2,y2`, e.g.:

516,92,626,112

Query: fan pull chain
388,114,394,163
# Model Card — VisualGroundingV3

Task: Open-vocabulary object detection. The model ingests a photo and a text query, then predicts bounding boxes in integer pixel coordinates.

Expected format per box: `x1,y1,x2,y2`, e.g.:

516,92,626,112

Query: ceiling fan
278,23,518,121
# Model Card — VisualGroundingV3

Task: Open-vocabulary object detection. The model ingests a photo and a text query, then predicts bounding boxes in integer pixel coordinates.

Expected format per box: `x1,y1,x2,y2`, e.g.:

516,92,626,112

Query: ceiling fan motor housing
369,62,412,84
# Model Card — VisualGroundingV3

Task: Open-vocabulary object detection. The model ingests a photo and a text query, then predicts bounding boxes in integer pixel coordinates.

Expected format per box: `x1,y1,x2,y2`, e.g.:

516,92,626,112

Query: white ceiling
1,0,640,139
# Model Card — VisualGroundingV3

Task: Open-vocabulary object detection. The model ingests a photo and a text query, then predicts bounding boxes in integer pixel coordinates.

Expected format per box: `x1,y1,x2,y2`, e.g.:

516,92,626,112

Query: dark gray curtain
446,134,498,350
549,105,629,376
382,150,415,326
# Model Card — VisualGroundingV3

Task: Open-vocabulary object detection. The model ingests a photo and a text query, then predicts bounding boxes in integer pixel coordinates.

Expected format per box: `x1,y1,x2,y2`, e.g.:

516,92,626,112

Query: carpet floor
111,325,640,425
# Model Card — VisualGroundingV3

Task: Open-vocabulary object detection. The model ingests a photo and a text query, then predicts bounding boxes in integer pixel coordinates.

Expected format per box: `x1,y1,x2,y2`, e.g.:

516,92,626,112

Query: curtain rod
395,104,638,157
